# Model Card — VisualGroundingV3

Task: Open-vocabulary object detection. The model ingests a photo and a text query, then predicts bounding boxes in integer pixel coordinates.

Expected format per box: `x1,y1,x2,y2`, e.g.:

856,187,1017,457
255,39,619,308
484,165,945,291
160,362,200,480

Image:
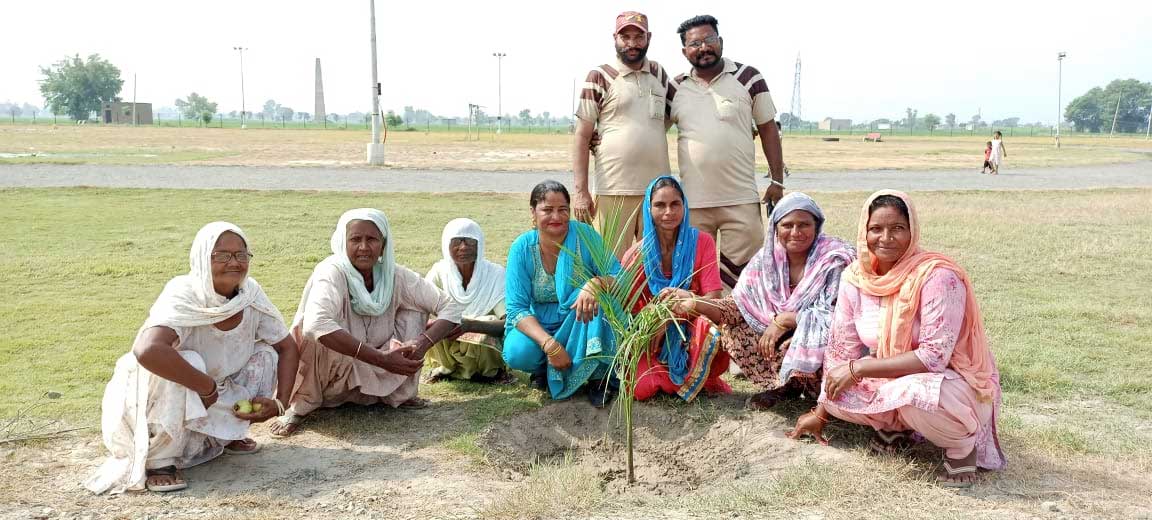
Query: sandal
399,396,429,410
145,465,188,492
224,437,261,455
937,450,979,488
268,412,304,438
869,430,913,455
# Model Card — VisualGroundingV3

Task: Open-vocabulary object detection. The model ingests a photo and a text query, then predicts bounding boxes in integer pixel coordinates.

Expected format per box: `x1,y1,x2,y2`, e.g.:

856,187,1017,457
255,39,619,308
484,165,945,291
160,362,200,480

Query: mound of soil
478,400,846,494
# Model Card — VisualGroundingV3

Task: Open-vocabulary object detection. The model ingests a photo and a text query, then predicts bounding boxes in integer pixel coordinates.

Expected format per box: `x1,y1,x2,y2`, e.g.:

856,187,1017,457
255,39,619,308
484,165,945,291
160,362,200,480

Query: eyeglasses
685,35,721,49
211,251,254,263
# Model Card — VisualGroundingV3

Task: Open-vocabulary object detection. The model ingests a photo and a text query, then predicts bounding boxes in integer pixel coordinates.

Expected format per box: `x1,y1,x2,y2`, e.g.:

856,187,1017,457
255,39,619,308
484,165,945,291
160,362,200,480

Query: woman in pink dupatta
719,192,854,410
787,190,1006,489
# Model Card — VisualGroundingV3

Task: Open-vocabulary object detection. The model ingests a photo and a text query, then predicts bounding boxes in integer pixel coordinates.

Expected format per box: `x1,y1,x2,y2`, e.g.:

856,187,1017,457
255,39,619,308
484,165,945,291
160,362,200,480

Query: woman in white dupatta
85,222,298,494
270,208,464,437
423,218,512,384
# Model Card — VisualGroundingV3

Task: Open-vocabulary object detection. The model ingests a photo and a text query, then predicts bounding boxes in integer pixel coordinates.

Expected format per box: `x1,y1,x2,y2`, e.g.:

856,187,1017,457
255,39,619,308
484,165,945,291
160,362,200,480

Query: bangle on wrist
353,341,364,360
848,359,863,384
421,332,435,349
769,178,785,188
197,382,218,399
771,315,787,330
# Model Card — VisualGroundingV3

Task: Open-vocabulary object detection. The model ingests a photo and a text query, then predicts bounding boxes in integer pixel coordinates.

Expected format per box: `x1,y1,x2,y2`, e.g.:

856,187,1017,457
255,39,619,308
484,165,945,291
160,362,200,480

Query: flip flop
224,437,261,455
869,430,913,455
937,459,978,488
399,396,429,410
145,465,188,492
269,412,304,438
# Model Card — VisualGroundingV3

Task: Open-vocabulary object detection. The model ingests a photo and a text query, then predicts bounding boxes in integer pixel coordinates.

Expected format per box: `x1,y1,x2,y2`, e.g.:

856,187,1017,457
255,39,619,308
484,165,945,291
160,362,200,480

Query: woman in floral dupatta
621,176,729,402
719,193,855,410
787,190,1005,489
503,181,622,407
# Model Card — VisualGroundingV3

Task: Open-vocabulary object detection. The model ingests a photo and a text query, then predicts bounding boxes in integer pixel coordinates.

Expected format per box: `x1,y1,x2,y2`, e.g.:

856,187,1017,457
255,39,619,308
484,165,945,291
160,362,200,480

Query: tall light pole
233,46,248,128
366,0,384,165
1056,51,1066,148
493,52,505,134
1146,99,1151,140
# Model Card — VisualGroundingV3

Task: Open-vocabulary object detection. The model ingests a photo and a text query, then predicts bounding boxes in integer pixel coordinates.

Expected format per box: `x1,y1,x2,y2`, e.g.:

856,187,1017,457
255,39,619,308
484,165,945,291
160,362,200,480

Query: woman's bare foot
938,448,980,488
399,396,429,409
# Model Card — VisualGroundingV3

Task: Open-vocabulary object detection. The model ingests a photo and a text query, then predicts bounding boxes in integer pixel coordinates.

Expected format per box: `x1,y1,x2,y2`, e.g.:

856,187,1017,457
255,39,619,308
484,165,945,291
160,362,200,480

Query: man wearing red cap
669,14,786,291
572,11,675,258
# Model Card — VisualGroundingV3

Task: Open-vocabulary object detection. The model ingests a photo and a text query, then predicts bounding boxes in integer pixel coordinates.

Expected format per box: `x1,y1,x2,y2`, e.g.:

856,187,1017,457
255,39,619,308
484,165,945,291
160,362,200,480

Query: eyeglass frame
210,251,254,263
685,35,721,49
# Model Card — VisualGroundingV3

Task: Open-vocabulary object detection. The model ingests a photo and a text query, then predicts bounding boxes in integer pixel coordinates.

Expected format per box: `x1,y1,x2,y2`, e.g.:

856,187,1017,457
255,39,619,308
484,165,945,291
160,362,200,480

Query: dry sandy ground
3,394,1150,520
1,125,1148,172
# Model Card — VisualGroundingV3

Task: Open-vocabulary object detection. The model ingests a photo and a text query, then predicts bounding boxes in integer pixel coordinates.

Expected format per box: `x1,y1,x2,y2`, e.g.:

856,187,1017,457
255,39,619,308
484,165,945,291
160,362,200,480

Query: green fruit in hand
234,399,253,414
252,402,263,412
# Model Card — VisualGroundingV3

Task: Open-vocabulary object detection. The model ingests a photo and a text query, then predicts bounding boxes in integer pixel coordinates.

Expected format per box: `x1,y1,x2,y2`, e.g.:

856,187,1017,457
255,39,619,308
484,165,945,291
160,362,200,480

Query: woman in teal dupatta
503,181,622,407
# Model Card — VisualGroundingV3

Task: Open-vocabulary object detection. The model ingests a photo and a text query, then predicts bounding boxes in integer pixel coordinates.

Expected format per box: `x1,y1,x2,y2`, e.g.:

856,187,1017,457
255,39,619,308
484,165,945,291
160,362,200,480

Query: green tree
1066,79,1152,133
384,110,403,127
175,93,218,126
905,107,917,129
945,113,956,128
39,54,124,121
922,113,941,131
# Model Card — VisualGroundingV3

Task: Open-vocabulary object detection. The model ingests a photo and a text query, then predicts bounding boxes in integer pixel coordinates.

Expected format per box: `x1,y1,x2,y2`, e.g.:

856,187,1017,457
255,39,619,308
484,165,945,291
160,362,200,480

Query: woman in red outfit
621,176,730,402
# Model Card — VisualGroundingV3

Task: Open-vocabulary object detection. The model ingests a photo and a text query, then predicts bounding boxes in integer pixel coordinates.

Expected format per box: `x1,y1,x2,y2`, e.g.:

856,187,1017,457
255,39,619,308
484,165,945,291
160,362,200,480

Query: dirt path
1,161,1150,193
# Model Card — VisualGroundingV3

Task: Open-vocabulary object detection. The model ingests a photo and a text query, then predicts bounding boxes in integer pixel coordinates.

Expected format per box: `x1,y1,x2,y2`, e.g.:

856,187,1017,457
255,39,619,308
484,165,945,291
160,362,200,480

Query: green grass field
2,187,1150,517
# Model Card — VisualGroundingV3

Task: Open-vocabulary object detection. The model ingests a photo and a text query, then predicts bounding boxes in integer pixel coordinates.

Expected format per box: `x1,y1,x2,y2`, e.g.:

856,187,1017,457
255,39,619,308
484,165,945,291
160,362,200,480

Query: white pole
493,52,506,134
1055,53,1064,148
132,74,137,126
1109,88,1122,139
1146,101,1151,140
233,47,248,128
367,0,384,165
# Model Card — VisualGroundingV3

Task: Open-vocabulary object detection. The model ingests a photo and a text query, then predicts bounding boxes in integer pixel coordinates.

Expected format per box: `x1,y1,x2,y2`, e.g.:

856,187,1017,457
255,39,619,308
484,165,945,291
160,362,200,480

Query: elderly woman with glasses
85,222,299,494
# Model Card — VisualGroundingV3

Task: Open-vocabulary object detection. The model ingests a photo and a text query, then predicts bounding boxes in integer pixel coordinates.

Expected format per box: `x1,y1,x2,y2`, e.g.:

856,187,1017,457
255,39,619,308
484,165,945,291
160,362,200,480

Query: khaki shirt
671,58,777,208
576,58,673,196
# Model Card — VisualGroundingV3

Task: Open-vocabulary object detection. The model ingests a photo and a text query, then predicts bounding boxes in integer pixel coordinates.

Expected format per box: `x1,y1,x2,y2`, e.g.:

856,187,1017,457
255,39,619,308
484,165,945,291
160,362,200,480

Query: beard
690,49,722,69
615,42,649,65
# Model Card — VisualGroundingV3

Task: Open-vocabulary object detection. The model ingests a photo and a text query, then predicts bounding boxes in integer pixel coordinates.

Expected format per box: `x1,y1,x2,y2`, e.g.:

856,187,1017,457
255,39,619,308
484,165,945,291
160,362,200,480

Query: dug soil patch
478,398,847,495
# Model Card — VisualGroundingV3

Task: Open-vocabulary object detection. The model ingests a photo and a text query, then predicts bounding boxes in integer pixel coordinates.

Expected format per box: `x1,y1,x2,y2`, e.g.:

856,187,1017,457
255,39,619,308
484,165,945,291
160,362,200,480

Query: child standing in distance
981,141,993,173
988,130,1007,175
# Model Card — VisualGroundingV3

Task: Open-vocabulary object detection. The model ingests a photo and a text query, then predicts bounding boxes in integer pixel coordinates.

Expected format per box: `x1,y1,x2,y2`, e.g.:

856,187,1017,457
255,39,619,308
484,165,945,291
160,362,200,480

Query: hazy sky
3,0,1150,123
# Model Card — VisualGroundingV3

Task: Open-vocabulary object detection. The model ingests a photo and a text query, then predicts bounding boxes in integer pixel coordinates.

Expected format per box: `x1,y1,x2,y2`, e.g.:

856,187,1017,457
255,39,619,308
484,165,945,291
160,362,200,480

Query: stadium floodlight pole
493,52,506,134
233,46,248,128
367,0,384,165
1056,51,1066,148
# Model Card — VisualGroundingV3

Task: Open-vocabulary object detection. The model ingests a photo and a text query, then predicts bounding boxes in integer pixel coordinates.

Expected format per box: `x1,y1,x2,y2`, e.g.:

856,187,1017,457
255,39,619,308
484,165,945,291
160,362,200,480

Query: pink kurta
819,268,1005,470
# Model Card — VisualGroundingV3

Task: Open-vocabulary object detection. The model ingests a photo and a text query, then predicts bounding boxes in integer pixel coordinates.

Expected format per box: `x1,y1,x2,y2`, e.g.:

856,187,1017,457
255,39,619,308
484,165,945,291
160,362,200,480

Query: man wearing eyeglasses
669,14,786,290
572,10,675,258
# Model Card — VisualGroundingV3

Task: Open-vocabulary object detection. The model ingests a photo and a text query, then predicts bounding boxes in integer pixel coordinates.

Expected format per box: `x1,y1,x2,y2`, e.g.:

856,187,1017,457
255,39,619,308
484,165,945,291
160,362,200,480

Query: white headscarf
143,222,282,330
330,208,395,317
425,218,505,318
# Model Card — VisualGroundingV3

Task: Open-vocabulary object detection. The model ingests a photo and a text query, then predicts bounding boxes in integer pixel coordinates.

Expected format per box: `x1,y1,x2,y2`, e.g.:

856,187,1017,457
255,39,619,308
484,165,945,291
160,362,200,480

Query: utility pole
366,0,384,165
233,46,248,128
493,52,506,134
1056,52,1066,148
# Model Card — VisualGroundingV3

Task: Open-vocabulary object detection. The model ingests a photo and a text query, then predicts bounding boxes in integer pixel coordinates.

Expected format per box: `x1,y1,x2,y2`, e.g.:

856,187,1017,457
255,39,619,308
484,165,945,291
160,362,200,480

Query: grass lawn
1,187,1150,518
1,124,1149,171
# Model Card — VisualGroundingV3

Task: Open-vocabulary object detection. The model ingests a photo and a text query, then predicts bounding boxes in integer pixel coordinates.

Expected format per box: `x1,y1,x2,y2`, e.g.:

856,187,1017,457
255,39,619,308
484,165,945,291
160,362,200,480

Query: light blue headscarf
640,176,698,386
331,208,395,316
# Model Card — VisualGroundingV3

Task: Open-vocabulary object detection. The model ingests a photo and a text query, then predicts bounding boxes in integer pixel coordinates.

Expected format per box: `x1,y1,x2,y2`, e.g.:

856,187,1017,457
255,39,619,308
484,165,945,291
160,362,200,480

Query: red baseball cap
615,11,649,34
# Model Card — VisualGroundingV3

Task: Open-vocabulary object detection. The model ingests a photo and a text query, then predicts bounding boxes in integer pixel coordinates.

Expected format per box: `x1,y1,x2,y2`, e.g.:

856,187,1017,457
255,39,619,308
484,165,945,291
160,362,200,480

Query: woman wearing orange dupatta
786,190,1005,488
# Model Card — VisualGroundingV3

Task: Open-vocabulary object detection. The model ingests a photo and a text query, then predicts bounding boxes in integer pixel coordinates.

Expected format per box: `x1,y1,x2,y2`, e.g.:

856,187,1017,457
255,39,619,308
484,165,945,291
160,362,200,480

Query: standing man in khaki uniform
670,14,785,290
572,11,675,258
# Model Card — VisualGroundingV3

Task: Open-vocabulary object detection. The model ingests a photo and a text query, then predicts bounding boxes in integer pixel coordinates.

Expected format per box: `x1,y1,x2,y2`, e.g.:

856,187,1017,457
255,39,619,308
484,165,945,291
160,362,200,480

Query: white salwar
84,222,290,494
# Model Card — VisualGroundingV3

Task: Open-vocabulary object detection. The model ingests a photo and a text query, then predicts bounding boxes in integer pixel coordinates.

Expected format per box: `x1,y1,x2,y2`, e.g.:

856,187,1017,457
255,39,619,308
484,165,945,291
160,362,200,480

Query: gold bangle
353,341,364,360
771,315,788,330
848,359,863,384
